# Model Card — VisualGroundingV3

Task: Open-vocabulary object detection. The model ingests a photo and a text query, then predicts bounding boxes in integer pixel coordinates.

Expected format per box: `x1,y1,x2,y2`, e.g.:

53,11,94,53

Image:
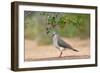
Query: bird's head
52,32,57,37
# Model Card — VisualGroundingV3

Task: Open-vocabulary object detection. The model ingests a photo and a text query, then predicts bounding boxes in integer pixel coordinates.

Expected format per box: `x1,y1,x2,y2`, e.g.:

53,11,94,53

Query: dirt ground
25,38,90,61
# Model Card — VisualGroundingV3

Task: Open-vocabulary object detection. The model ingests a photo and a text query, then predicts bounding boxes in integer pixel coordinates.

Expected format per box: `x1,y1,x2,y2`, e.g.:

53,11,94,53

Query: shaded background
24,11,90,61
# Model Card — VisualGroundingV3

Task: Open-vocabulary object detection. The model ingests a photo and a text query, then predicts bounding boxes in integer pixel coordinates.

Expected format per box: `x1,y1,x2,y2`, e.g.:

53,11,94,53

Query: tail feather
71,48,79,52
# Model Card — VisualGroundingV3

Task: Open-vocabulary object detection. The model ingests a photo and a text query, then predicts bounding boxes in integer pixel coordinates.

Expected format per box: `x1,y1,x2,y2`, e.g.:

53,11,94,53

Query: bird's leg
59,51,63,57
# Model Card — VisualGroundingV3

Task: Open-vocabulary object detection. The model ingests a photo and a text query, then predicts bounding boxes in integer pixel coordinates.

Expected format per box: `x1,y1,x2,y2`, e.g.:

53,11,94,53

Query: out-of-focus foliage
24,11,90,45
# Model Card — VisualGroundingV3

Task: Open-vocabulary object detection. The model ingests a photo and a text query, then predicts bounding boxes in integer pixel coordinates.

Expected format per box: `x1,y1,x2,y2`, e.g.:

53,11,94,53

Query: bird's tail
71,48,79,52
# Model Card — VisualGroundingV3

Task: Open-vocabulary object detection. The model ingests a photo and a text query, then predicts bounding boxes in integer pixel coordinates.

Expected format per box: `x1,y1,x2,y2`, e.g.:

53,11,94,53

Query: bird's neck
53,34,58,44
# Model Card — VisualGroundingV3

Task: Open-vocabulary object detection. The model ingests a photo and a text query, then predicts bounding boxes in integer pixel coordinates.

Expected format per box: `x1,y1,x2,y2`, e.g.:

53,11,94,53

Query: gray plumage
52,32,79,52
58,37,78,52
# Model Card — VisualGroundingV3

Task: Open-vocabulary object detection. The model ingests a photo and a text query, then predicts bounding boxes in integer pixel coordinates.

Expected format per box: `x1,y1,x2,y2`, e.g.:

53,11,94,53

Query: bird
51,32,79,57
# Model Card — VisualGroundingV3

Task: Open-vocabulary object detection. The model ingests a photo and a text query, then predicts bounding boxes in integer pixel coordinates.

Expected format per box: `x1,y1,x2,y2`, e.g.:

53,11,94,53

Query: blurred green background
24,11,90,45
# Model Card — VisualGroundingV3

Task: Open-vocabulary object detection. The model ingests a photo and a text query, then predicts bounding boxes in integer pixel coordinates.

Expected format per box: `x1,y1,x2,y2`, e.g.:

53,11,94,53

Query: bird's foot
59,51,62,58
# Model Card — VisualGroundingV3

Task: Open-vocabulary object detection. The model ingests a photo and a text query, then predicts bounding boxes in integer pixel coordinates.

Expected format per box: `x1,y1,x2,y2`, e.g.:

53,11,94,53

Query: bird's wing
57,37,79,52
57,37,73,49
